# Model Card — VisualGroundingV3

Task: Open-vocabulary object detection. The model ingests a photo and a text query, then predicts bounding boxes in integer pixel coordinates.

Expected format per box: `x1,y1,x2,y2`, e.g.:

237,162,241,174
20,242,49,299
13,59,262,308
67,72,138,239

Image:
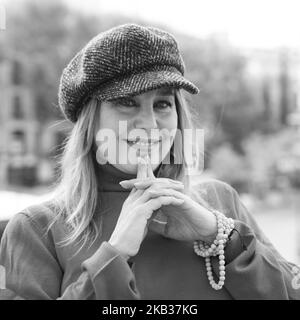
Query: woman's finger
125,186,143,204
143,209,162,238
132,184,184,207
148,213,167,237
134,176,183,188
135,184,184,205
145,196,185,213
137,156,148,180
120,156,150,189
119,178,151,189
145,154,155,179
120,177,183,188
147,188,185,201
134,180,184,192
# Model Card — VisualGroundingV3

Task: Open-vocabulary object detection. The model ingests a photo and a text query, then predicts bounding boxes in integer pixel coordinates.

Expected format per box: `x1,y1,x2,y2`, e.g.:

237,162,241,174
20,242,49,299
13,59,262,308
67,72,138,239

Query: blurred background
0,0,299,263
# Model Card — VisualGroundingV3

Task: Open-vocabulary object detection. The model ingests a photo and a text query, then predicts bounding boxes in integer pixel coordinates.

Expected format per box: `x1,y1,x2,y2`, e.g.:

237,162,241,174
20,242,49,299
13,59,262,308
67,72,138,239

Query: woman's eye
114,98,137,107
155,100,173,110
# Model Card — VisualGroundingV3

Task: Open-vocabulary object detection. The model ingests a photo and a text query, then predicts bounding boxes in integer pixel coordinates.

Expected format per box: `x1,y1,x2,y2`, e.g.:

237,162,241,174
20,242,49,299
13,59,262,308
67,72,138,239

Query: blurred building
0,54,71,188
244,48,300,131
244,48,300,188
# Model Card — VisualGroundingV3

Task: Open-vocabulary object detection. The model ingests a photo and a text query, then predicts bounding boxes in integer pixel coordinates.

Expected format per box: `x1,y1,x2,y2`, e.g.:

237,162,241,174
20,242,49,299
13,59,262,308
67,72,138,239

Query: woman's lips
126,140,161,148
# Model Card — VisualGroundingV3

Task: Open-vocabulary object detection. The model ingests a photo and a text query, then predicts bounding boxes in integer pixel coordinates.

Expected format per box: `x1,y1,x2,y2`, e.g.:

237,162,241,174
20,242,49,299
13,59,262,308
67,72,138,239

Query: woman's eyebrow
110,96,136,102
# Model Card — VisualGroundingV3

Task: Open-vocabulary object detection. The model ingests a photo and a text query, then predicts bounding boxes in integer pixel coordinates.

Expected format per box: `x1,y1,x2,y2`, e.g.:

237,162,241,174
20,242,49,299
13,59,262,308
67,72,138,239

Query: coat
0,163,299,299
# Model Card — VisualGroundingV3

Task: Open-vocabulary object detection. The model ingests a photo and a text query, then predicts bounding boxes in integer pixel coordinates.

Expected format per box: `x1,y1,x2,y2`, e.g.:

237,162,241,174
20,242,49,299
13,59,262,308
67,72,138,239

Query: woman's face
94,87,178,174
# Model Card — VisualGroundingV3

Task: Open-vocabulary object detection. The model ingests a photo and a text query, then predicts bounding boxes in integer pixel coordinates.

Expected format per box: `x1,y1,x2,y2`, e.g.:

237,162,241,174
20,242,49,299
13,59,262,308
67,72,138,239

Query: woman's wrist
108,240,130,261
200,209,218,244
202,230,218,245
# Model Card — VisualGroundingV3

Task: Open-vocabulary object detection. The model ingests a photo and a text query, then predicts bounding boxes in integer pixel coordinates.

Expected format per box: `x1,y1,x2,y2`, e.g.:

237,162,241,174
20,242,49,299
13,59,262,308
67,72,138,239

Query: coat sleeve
0,212,141,300
210,183,300,300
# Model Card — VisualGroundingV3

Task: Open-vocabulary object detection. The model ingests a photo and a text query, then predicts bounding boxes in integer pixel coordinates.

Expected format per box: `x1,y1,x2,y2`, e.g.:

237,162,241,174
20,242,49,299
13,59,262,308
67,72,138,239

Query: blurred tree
243,129,300,195
278,50,291,126
1,0,146,122
209,142,249,192
209,129,300,195
177,33,257,154
262,80,271,122
2,0,72,121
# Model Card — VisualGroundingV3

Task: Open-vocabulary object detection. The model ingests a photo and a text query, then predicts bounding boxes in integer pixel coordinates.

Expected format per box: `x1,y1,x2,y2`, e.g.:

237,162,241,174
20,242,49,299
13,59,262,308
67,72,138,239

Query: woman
0,23,299,300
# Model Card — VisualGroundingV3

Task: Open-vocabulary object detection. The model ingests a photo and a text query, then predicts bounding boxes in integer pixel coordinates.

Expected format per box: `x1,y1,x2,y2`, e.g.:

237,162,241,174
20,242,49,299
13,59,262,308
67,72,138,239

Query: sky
62,0,300,49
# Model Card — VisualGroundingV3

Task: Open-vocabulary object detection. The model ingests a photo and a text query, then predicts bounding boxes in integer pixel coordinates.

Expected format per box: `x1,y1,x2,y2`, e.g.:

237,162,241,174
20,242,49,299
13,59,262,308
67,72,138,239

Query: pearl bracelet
193,210,235,290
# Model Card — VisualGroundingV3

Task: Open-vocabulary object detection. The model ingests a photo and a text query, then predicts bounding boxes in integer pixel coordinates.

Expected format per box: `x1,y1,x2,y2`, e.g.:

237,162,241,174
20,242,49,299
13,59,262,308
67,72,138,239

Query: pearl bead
216,234,223,241
193,209,234,291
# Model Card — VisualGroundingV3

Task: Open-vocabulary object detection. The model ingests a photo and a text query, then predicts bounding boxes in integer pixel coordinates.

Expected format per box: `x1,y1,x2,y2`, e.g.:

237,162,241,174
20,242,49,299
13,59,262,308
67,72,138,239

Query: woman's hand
108,156,185,259
119,156,218,244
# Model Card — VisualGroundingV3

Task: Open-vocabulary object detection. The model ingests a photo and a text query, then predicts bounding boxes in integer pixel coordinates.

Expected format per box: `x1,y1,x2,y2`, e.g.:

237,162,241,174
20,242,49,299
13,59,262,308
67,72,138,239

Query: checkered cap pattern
58,23,199,122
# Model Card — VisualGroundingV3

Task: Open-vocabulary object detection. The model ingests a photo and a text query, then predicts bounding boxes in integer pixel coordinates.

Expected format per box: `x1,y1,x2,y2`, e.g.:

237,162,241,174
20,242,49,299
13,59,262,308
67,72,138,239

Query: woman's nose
134,108,158,129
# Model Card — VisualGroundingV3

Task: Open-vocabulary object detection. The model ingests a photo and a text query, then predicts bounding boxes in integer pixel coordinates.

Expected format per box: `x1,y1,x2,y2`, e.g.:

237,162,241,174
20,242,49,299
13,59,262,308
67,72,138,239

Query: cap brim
92,70,199,101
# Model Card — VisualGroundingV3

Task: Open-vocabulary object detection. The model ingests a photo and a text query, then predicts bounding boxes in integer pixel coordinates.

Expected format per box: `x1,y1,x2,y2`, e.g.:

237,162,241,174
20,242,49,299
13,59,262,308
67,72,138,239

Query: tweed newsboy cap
58,23,199,122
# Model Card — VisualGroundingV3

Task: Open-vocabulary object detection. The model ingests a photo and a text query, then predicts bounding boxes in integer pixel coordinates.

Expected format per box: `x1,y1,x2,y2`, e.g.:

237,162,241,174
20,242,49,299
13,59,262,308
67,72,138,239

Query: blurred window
10,130,26,154
12,95,24,119
11,60,23,85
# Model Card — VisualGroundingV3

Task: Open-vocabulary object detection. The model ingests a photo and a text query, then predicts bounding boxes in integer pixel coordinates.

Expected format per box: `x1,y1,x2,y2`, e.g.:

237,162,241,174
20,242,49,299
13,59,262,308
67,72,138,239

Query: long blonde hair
48,89,203,254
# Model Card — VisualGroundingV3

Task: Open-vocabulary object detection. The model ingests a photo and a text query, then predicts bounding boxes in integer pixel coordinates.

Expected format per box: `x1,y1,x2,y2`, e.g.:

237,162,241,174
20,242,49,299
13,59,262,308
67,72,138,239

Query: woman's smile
126,138,161,148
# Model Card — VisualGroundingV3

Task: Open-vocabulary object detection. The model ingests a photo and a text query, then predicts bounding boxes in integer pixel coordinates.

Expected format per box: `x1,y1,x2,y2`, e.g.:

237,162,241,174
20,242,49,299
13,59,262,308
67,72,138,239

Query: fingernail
119,181,129,188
